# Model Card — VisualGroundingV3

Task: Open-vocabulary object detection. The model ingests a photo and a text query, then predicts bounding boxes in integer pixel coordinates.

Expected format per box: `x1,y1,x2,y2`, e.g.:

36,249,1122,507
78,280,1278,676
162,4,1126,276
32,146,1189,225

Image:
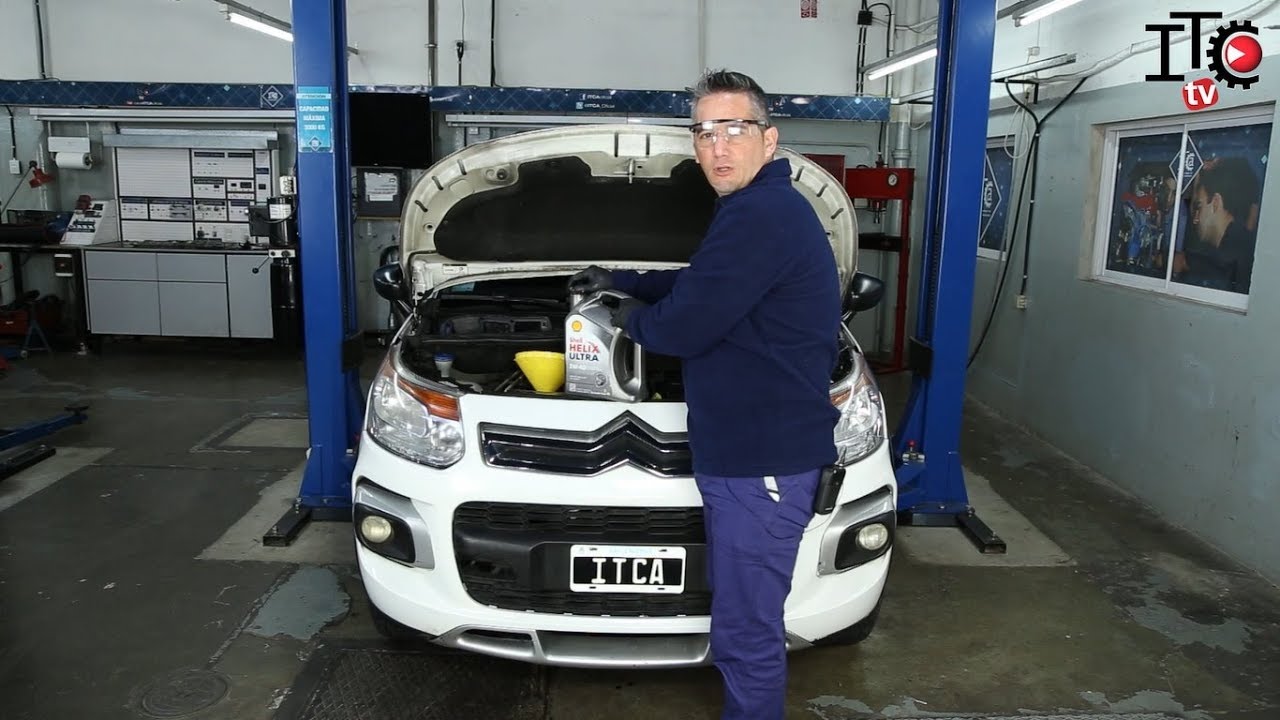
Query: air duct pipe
878,0,923,355
884,0,923,237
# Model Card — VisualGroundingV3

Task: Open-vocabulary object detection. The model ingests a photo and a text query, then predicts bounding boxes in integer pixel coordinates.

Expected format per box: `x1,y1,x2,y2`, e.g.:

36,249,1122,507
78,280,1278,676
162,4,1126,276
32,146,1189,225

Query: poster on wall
1174,123,1269,295
978,143,1014,259
1103,120,1269,296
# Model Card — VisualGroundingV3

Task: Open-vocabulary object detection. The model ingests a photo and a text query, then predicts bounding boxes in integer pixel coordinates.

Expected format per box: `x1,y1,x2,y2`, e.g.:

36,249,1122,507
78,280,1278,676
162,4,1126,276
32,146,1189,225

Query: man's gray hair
689,69,770,124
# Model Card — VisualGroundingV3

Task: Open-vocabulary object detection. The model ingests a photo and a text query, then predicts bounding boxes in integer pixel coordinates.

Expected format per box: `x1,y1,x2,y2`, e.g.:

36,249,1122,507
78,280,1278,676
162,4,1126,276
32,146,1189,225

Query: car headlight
830,351,887,465
366,357,465,468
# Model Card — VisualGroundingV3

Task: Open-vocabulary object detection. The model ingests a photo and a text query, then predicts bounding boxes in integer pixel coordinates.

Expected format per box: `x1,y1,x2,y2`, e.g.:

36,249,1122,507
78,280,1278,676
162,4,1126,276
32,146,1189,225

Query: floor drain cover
275,641,543,720
137,668,229,718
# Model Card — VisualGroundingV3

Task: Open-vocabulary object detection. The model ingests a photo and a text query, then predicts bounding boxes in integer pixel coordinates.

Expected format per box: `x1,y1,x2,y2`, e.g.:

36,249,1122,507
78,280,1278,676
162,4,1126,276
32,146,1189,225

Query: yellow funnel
515,351,566,393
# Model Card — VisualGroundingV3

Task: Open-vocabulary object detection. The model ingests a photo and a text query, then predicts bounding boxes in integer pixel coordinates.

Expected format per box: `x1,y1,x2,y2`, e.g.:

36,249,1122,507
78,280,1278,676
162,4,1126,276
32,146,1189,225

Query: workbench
2,240,282,350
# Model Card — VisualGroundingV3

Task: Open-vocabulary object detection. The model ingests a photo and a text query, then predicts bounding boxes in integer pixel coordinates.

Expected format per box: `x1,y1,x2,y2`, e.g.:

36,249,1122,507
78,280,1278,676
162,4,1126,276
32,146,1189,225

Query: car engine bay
397,275,687,400
396,274,859,401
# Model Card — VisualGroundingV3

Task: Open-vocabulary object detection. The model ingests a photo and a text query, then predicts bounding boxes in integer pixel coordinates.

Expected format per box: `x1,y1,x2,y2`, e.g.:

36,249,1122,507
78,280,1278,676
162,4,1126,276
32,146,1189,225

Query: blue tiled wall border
0,81,890,122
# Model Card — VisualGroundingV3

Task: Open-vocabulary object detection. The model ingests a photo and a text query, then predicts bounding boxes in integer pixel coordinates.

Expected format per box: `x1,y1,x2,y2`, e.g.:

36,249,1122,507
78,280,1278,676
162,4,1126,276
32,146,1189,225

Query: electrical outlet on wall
8,158,19,175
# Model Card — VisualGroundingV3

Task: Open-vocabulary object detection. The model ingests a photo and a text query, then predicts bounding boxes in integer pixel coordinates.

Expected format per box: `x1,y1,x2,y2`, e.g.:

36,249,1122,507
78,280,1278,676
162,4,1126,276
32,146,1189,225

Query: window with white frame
1092,105,1272,311
978,139,1016,260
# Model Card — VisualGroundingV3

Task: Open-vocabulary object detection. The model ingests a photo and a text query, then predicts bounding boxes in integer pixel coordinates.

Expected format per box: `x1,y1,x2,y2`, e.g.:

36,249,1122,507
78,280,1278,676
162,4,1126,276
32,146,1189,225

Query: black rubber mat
273,640,545,720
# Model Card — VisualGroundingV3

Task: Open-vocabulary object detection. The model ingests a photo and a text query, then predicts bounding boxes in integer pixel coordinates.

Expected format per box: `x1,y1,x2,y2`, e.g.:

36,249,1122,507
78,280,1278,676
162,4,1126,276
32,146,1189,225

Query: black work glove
608,297,646,330
568,265,613,294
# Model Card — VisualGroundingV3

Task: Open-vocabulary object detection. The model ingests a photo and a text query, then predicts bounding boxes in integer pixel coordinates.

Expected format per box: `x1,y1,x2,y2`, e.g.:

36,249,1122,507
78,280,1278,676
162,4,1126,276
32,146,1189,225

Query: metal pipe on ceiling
427,0,438,85
33,0,48,79
697,0,707,75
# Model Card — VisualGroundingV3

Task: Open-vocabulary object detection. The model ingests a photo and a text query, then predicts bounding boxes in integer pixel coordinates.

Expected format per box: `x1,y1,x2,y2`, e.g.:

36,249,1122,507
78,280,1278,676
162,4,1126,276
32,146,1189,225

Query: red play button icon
1225,33,1263,74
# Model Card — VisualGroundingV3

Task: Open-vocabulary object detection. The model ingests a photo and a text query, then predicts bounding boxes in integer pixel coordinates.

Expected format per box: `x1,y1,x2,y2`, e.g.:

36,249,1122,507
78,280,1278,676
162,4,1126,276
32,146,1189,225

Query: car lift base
898,508,1007,554
263,504,352,547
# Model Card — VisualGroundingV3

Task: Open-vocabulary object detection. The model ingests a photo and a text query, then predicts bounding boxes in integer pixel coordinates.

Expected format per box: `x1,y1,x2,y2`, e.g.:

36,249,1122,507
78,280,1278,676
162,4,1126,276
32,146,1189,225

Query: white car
353,123,897,668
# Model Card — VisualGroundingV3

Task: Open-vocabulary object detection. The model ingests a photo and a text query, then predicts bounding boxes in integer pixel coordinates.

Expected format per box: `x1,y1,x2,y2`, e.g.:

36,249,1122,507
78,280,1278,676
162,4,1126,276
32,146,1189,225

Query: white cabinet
85,252,161,335
159,282,230,337
84,250,271,339
156,253,229,337
226,255,274,338
86,280,161,335
85,251,157,281
158,253,227,283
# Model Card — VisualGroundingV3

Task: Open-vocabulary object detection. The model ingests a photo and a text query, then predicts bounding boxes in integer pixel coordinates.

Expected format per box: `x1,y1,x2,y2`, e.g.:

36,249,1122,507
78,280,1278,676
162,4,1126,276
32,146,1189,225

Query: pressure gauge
886,173,900,187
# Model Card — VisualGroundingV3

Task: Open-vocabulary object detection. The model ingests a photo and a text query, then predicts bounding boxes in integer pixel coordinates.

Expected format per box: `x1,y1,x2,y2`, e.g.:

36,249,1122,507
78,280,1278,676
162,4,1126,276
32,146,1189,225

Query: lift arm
890,0,1006,553
0,405,88,481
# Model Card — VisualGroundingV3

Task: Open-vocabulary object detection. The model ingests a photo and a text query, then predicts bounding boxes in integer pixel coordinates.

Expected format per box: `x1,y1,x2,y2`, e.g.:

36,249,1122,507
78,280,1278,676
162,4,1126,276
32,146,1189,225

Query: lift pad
273,640,544,720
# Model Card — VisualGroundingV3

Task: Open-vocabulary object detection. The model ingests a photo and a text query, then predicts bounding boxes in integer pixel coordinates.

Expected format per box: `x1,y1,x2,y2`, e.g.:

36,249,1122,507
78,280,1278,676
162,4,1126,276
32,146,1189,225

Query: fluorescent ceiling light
218,1,359,53
861,0,1084,82
864,42,939,81
1009,0,1086,27
227,11,293,41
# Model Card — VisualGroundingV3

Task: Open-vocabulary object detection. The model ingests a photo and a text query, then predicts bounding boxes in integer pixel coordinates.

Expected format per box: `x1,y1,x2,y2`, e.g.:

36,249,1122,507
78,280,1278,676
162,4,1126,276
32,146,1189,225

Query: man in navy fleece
568,69,841,720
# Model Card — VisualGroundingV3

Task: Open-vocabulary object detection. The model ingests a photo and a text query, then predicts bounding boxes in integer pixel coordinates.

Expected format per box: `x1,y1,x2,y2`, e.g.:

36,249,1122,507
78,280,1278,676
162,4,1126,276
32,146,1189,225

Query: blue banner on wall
0,80,889,122
0,80,297,109
427,86,890,122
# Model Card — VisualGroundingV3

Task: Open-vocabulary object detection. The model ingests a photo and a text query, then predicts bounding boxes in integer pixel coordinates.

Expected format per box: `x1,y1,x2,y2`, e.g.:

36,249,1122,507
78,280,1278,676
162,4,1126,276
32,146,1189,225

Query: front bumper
352,404,896,669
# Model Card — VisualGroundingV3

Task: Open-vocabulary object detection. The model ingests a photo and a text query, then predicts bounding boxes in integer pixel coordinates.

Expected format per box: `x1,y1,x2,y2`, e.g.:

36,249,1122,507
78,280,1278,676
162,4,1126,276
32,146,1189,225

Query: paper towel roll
54,151,93,170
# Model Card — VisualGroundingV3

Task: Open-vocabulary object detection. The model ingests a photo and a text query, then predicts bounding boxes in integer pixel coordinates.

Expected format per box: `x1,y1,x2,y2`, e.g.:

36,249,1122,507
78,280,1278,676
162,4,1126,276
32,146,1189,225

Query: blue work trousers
696,469,821,720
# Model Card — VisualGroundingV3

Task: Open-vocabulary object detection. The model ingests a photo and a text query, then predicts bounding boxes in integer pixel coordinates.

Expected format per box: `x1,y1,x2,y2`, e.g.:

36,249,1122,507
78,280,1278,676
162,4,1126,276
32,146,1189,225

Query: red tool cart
844,165,915,374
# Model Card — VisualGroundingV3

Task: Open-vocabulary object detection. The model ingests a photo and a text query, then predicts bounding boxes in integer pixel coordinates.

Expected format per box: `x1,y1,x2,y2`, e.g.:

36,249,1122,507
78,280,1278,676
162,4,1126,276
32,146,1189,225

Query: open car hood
399,123,857,291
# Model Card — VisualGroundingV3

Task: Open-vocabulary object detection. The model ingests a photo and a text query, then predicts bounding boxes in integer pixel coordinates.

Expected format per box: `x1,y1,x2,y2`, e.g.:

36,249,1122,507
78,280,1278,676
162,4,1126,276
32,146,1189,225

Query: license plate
569,544,686,594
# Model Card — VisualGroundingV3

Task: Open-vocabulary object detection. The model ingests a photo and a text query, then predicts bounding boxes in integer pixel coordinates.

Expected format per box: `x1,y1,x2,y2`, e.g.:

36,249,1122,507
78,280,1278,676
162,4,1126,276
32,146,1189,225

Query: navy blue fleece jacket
611,158,842,477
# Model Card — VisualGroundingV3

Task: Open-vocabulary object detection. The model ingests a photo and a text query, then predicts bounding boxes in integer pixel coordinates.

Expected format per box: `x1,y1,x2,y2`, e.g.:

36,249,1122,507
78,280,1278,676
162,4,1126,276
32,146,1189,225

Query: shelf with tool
845,165,915,375
1,208,87,355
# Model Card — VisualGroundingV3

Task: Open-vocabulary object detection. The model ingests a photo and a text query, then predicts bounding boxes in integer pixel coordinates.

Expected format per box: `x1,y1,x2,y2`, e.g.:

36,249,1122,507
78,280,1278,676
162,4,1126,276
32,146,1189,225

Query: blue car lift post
262,0,364,546
890,0,1007,553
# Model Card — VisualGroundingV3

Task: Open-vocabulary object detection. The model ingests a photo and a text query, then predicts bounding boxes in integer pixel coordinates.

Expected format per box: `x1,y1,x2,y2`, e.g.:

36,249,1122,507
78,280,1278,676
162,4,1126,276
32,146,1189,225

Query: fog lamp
361,515,394,544
857,523,889,551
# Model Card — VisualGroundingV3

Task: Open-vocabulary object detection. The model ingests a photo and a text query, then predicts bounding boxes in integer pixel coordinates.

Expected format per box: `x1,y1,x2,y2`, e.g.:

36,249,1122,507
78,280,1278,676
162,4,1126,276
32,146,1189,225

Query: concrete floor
1,340,1277,720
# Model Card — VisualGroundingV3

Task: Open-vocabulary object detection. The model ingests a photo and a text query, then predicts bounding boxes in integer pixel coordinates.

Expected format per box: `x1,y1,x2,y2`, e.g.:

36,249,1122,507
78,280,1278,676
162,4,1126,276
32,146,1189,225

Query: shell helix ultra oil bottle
564,289,647,402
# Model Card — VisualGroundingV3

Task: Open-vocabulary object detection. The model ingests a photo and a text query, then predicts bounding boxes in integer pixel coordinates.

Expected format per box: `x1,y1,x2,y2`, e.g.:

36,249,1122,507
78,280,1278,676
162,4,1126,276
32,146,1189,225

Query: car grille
478,412,692,477
460,576,712,617
454,502,710,617
454,502,704,538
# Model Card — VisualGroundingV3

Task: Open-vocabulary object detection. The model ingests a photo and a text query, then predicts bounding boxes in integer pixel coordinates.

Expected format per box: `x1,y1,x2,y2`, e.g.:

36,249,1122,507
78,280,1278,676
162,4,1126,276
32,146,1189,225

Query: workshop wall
903,0,1280,103
984,0,1280,97
963,54,1280,585
6,1,1277,95
0,0,895,96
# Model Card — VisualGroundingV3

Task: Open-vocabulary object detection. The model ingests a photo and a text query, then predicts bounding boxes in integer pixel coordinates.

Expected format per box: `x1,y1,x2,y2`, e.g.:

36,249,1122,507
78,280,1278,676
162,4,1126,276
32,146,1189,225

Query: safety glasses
688,119,769,147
